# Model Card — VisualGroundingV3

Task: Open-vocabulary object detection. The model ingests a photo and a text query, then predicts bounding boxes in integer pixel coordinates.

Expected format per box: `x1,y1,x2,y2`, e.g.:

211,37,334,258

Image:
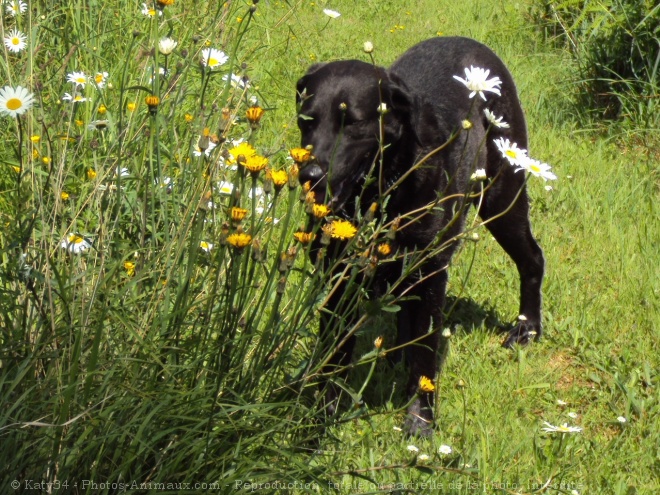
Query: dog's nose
298,163,324,187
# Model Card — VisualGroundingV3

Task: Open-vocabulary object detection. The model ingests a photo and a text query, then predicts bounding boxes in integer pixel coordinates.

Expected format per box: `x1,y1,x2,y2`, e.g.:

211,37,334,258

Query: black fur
296,37,545,436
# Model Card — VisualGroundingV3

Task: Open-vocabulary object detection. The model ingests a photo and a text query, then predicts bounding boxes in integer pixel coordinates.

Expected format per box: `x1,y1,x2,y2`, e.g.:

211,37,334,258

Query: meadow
0,0,658,494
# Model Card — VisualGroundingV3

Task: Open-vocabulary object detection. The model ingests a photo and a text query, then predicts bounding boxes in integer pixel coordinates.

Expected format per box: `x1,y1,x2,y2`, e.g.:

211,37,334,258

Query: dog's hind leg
477,168,545,347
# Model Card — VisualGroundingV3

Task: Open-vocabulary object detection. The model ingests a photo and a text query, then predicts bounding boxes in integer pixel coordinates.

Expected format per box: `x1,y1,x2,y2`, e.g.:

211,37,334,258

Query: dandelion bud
145,95,160,115
374,336,383,349
364,202,378,222
377,103,388,114
469,232,480,242
461,119,472,130
251,239,264,262
456,379,466,389
276,276,287,294
442,328,452,338
288,163,299,189
338,102,347,112
386,216,400,240
363,41,374,54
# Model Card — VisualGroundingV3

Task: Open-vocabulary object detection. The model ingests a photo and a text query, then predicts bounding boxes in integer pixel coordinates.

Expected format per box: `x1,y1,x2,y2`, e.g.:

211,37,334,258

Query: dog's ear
296,63,327,106
383,72,415,143
386,72,435,146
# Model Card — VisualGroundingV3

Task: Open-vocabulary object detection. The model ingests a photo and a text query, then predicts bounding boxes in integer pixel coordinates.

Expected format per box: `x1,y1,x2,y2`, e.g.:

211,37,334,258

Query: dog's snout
298,163,324,186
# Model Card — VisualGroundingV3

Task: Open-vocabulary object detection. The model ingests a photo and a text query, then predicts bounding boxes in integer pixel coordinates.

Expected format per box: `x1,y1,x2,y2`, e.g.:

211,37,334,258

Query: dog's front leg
318,280,358,416
401,270,449,437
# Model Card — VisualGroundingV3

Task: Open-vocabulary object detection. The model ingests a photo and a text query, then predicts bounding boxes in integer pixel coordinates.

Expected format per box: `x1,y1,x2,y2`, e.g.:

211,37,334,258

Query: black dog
296,37,545,435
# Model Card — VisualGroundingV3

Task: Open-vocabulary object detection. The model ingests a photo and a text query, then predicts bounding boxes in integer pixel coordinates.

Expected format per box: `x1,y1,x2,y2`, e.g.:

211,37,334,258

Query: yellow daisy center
95,74,104,83
11,37,20,45
530,163,541,173
6,98,22,111
208,57,218,66
505,150,517,159
69,235,84,244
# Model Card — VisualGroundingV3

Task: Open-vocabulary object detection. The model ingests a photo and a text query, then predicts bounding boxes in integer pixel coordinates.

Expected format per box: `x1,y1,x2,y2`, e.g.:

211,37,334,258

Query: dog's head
295,60,414,212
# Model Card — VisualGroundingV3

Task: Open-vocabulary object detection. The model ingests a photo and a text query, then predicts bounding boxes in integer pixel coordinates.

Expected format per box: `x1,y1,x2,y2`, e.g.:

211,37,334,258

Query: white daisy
541,421,583,433
483,108,510,128
406,445,419,453
200,241,213,252
392,426,403,432
141,3,162,17
417,454,430,462
4,29,27,53
323,8,341,18
60,234,92,254
200,48,229,70
453,66,502,101
617,416,627,423
557,399,568,406
87,120,109,131
218,181,234,195
438,444,452,455
517,157,557,181
470,168,487,182
67,71,88,88
92,72,109,88
6,0,27,17
62,92,88,103
567,412,578,419
222,73,250,89
158,37,178,55
493,137,528,167
0,85,35,117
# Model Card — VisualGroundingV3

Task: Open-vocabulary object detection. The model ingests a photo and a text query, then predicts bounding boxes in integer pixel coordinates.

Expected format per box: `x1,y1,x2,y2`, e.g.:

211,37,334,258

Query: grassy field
1,0,658,494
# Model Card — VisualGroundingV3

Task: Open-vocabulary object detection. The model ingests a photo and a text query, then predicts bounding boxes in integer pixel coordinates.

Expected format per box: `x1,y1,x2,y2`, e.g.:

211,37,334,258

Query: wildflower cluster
453,65,557,182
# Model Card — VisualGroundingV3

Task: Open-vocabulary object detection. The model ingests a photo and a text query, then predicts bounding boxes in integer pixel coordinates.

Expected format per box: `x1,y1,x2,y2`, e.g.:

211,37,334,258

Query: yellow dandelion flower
127,102,136,112
267,168,288,189
227,232,252,249
293,231,315,244
246,106,265,125
97,104,107,115
123,261,136,276
60,191,70,201
289,147,311,164
228,142,257,164
242,154,268,174
32,149,39,160
30,135,41,143
184,113,194,123
327,219,357,240
418,375,435,393
230,207,248,222
311,203,331,219
86,168,97,180
42,157,51,165
377,243,392,257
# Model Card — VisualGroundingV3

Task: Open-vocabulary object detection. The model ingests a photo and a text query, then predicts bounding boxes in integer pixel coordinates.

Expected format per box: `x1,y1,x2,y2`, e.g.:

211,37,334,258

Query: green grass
1,0,658,494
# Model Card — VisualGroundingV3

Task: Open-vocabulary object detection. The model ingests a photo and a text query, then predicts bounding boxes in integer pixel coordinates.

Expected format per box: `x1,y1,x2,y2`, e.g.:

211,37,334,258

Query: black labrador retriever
296,37,545,435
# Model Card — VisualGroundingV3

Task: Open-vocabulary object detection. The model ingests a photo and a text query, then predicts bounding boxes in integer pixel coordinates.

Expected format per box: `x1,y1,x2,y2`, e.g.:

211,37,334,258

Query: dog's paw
502,317,542,348
403,397,434,437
